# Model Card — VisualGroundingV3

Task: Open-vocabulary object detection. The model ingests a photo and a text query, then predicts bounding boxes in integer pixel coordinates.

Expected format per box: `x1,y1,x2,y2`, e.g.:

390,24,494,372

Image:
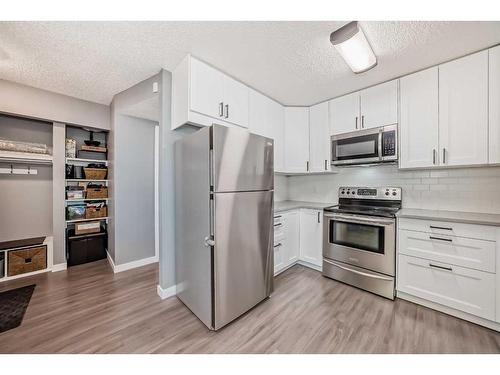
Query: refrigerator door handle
204,236,215,247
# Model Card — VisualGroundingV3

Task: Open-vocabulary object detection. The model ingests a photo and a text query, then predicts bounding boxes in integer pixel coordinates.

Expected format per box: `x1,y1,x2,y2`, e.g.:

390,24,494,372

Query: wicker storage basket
83,167,107,180
86,205,107,219
86,186,108,199
7,245,47,276
75,221,101,235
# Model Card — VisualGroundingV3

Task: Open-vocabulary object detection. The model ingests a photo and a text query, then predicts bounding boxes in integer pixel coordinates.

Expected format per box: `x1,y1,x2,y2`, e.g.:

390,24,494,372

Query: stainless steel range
322,186,402,299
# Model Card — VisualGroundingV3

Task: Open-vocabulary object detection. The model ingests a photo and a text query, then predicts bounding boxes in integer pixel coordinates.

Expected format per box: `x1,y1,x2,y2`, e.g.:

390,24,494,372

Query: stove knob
385,192,389,196
341,191,345,194
392,192,397,196
352,191,356,195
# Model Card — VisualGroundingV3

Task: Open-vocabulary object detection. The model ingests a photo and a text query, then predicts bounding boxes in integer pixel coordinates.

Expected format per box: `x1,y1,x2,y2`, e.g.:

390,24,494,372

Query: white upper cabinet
399,67,439,169
329,80,397,135
439,50,488,166
329,92,360,135
249,89,285,172
190,57,225,120
284,107,310,173
490,45,500,164
223,76,249,128
172,55,249,129
359,79,398,130
309,102,331,172
299,209,323,268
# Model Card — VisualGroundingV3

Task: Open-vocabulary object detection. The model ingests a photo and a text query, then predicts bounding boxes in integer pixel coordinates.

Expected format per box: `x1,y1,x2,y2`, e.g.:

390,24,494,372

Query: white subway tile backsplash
286,165,500,214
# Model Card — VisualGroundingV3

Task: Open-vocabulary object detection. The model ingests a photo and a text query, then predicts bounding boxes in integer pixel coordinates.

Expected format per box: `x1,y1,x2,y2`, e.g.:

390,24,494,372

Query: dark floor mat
0,284,36,334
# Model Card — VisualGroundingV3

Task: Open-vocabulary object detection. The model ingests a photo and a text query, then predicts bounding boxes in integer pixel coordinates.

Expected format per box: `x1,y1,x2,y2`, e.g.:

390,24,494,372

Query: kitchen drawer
398,254,495,320
398,217,496,241
399,229,496,273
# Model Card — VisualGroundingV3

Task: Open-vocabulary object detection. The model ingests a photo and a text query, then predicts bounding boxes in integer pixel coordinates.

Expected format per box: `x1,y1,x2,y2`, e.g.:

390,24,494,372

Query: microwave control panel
382,131,396,156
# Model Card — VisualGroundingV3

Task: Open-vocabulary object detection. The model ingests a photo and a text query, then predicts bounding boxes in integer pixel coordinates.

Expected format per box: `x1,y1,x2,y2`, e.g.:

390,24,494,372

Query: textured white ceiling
0,21,499,106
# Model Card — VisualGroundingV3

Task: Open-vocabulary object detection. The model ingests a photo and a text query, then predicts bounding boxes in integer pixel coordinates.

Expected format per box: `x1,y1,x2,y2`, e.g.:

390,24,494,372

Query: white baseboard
106,251,158,273
157,284,177,300
52,263,67,272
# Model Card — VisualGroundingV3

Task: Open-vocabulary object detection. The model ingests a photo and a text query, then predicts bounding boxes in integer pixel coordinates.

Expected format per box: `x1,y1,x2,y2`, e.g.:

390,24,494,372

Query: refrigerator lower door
212,124,274,193
213,190,274,330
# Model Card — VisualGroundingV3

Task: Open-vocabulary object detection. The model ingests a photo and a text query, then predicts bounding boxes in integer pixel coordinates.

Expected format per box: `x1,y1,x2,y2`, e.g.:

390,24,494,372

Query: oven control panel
339,186,401,200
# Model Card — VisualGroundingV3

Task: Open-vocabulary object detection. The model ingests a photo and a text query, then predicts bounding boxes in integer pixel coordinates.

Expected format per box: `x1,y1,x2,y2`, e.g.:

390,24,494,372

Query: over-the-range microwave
331,124,397,166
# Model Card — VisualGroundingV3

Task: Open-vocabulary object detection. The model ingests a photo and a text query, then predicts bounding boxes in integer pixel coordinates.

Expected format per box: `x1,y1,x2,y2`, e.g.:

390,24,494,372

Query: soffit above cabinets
0,21,499,106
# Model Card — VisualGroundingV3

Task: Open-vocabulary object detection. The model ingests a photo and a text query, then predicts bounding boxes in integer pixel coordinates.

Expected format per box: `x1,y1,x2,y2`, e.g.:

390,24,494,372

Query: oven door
323,213,395,276
331,129,381,166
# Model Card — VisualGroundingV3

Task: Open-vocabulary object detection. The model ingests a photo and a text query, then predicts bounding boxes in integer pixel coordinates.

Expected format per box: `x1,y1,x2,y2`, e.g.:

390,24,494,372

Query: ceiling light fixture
330,21,377,74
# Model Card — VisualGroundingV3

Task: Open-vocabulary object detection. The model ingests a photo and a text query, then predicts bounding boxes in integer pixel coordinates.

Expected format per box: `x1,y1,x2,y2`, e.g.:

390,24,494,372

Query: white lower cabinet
273,208,324,275
397,217,499,327
398,254,495,321
283,210,300,265
299,209,323,268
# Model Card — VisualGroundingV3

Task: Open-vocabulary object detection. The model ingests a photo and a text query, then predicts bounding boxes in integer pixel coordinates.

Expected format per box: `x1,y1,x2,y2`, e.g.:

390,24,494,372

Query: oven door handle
323,259,394,281
323,213,395,226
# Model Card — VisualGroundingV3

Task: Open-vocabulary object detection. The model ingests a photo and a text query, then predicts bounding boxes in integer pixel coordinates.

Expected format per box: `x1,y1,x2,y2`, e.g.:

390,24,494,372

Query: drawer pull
430,225,453,231
274,243,282,248
429,263,453,272
429,236,452,242
273,215,282,219
273,223,282,227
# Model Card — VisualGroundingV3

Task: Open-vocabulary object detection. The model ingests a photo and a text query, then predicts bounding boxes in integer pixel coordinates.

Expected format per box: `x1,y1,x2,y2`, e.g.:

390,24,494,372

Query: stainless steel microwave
331,124,398,166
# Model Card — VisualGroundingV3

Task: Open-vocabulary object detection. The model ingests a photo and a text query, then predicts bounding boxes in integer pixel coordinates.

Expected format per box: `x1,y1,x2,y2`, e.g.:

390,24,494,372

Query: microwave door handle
378,130,383,160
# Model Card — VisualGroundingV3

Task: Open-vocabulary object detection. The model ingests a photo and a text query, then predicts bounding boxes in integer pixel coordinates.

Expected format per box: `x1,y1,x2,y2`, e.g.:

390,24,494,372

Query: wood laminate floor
0,260,499,353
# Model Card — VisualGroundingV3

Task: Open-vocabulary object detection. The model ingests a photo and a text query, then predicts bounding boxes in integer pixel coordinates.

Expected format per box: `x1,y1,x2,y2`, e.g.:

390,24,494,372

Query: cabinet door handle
219,102,224,117
429,236,452,242
317,211,320,223
355,116,358,129
324,159,328,170
429,263,453,272
442,148,446,164
361,115,365,128
273,223,282,227
306,161,309,172
274,243,282,248
433,149,436,165
273,215,282,219
224,104,229,118
430,225,453,231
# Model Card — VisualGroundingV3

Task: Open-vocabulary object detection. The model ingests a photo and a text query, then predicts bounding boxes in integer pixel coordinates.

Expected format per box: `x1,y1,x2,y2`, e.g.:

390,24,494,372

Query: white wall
110,73,160,266
287,165,500,214
0,79,110,130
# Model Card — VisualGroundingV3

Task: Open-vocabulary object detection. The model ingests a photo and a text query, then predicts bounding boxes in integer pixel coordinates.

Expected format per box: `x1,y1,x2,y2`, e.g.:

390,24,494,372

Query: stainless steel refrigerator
175,124,274,330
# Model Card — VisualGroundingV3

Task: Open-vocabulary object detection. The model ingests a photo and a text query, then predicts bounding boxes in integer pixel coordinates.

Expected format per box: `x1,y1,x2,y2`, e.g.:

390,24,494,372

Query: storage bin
83,167,107,180
75,221,101,235
86,186,108,199
66,205,86,220
7,245,47,277
67,231,107,267
85,205,107,219
66,189,85,199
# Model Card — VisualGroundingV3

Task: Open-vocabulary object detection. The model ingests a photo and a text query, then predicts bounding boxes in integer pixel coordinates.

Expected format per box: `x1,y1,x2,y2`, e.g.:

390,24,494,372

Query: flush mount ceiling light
330,21,377,74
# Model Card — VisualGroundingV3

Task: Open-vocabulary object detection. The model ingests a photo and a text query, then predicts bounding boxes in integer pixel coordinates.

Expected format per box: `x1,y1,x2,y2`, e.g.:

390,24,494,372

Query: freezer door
212,125,274,192
213,190,274,330
174,127,213,329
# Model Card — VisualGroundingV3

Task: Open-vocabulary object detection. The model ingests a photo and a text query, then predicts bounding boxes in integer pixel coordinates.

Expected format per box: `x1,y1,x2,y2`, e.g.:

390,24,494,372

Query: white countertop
274,200,334,213
396,208,500,227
